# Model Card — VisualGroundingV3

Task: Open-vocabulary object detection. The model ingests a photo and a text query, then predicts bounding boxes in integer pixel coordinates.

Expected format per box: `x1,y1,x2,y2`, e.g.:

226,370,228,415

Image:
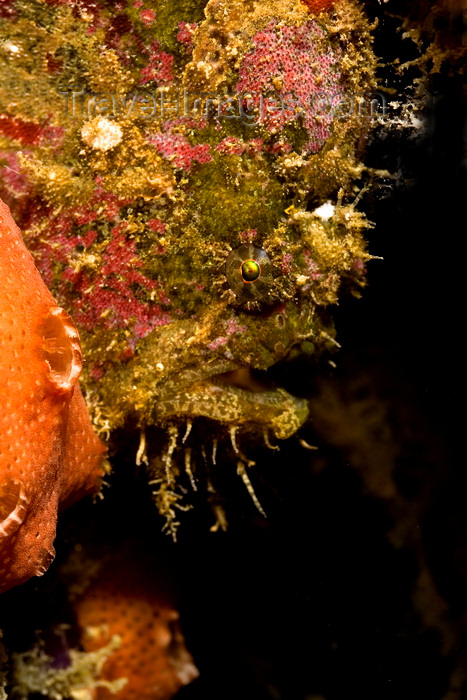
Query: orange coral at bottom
73,551,198,700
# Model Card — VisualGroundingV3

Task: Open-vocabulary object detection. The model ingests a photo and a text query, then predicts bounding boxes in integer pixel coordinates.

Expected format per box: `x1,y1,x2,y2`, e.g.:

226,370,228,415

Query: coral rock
0,198,106,593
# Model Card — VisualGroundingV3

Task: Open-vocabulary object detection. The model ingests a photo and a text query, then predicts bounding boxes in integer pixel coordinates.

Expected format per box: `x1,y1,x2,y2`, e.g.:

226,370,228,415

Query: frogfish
0,0,379,530
0,198,106,593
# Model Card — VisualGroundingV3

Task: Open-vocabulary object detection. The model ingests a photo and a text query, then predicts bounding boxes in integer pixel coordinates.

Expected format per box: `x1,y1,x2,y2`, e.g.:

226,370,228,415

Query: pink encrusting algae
177,21,197,52
61,224,172,338
140,41,174,85
149,131,212,170
236,20,344,152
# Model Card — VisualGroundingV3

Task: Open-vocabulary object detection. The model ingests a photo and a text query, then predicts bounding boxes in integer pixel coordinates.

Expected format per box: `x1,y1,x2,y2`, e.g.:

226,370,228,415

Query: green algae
189,152,287,240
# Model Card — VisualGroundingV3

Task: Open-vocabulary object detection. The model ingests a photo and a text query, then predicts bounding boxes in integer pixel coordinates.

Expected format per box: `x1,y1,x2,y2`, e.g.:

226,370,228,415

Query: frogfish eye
226,245,274,302
241,260,260,282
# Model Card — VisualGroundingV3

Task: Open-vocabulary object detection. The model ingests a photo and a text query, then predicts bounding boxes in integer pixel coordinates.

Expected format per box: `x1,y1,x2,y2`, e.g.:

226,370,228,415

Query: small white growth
313,201,335,221
296,274,309,287
81,117,122,151
383,100,425,134
3,42,20,54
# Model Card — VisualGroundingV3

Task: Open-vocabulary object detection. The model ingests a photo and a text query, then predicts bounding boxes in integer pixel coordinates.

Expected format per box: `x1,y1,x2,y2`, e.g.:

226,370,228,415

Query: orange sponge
74,550,198,700
0,198,106,592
